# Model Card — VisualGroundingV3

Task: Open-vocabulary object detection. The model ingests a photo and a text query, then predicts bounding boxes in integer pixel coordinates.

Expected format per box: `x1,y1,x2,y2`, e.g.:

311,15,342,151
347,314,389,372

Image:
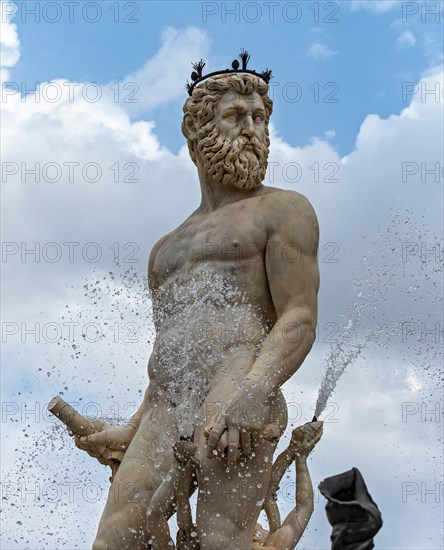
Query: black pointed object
186,50,273,95
319,467,383,550
191,59,205,79
261,68,273,82
311,415,317,422
239,48,251,70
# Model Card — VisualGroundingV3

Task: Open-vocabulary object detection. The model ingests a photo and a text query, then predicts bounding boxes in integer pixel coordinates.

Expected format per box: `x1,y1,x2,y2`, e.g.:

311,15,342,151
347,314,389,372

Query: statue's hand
252,522,276,550
264,523,295,550
72,420,136,466
207,386,269,469
289,420,323,458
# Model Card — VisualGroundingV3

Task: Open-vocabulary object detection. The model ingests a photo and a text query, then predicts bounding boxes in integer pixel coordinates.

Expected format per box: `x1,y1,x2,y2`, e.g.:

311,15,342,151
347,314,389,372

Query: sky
1,1,443,549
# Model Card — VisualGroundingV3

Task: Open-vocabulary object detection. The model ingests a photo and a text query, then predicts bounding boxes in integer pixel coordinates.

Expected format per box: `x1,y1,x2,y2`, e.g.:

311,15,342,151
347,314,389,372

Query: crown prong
191,59,206,79
239,49,251,70
260,69,273,83
186,51,272,96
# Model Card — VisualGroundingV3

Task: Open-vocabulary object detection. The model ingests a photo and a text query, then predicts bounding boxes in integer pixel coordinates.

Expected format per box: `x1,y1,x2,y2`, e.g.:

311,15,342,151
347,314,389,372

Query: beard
196,124,269,190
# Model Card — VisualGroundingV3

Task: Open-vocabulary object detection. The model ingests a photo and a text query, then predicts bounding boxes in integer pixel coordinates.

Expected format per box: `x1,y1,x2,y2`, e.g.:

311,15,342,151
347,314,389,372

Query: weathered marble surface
52,70,322,550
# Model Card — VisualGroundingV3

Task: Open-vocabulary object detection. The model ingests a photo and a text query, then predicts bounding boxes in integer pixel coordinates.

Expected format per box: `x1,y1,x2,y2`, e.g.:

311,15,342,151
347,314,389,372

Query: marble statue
51,52,321,550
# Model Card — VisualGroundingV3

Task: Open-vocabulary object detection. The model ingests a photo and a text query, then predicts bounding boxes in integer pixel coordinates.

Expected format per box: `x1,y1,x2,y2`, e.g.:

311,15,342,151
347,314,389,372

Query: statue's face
214,91,268,148
196,89,270,190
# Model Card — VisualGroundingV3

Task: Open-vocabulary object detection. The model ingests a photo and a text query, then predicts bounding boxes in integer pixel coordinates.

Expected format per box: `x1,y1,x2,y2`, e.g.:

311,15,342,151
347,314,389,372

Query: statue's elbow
306,324,316,351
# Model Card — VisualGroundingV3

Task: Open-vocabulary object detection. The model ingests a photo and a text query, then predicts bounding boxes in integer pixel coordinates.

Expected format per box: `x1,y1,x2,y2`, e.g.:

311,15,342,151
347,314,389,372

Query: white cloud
1,18,443,548
0,1,20,82
306,42,337,60
397,29,417,48
122,26,210,114
349,0,399,13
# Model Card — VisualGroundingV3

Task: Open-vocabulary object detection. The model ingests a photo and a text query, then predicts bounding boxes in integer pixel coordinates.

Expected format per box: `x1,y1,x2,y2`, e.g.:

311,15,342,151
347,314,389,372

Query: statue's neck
196,161,262,213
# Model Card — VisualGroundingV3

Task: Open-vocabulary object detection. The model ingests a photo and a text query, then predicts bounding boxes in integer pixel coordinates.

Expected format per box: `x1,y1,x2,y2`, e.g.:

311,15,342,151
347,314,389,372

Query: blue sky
11,0,439,154
1,1,443,549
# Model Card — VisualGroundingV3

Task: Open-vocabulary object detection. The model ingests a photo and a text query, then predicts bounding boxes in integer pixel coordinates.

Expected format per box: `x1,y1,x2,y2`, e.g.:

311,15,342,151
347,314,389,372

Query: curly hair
182,73,273,165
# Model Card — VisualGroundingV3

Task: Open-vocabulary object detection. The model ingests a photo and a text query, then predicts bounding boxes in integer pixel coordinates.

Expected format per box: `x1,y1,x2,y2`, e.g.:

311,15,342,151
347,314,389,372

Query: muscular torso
148,188,281,435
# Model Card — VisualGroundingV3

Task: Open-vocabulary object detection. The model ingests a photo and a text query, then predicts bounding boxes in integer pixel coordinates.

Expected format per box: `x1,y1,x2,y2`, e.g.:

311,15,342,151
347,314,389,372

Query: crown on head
186,49,273,96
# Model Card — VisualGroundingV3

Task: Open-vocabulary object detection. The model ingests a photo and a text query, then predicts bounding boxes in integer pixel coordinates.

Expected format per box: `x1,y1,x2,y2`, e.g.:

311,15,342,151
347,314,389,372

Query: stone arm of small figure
265,422,323,550
265,455,314,550
292,454,314,535
264,449,295,533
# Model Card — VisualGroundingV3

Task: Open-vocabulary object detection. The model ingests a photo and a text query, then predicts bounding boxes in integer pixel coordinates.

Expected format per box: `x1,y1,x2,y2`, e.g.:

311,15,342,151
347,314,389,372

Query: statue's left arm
208,191,319,467
247,190,319,390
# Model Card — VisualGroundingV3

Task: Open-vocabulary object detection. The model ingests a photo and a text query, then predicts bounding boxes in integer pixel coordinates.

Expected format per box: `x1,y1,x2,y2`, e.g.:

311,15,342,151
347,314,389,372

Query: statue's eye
253,114,264,123
223,112,238,122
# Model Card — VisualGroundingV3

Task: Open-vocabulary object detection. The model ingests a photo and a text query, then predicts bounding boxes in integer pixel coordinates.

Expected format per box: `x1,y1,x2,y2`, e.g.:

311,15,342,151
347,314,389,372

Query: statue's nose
241,115,254,137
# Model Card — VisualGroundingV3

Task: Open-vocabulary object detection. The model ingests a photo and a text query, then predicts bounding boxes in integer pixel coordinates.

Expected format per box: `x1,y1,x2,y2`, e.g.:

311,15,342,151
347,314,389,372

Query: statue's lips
243,143,254,151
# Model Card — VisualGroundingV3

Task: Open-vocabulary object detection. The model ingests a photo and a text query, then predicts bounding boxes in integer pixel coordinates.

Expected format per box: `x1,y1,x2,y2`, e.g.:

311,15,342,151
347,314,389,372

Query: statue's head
182,73,273,190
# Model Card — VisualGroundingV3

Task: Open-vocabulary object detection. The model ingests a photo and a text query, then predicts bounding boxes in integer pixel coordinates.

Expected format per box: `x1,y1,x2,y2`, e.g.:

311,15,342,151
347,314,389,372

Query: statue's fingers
73,436,101,461
209,410,223,426
251,429,261,451
240,429,252,458
308,423,323,441
73,435,89,452
73,435,98,453
312,420,324,434
216,430,228,453
207,420,226,458
80,432,107,455
227,426,240,470
291,427,305,442
307,424,320,440
102,449,124,463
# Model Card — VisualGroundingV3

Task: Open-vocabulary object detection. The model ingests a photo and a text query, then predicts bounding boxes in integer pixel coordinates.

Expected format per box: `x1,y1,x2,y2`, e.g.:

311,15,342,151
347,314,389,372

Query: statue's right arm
125,232,172,431
74,234,171,462
126,385,150,431
124,233,171,432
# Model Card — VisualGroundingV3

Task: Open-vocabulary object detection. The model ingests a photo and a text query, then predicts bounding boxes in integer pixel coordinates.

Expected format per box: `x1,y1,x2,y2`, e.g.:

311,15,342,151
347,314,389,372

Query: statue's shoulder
260,187,317,221
148,210,200,270
148,232,173,273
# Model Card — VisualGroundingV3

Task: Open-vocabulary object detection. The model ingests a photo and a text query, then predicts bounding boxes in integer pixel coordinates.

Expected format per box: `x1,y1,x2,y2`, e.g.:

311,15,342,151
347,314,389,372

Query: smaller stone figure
253,420,324,550
147,438,200,550
319,467,383,550
146,420,323,550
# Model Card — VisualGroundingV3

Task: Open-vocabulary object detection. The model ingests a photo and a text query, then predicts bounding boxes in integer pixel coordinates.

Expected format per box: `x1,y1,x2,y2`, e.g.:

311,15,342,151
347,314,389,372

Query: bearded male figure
73,58,320,550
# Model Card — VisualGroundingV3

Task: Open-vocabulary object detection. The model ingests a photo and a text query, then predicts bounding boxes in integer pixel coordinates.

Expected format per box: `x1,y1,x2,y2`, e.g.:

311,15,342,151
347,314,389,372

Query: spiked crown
186,49,272,95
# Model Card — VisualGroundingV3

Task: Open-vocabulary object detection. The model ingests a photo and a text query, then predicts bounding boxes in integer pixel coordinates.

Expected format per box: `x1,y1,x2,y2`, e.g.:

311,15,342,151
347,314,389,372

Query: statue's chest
153,208,267,280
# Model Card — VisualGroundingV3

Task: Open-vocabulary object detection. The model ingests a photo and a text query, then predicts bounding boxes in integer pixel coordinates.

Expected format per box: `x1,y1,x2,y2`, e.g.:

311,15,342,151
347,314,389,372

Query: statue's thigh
93,405,178,549
196,439,276,546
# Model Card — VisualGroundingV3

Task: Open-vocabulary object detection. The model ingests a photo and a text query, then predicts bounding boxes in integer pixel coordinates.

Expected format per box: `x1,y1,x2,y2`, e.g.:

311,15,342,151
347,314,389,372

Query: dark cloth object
319,467,383,550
